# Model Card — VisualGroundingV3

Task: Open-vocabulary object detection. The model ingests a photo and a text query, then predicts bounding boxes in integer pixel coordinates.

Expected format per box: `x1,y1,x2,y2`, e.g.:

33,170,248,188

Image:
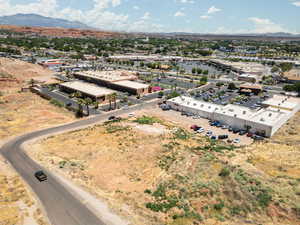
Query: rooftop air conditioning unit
260,118,265,122
193,103,197,106
243,111,246,114
269,113,272,117
234,114,237,117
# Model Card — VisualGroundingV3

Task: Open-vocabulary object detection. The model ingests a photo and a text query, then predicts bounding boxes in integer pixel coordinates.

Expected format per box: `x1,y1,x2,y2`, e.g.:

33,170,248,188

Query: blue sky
1,0,300,33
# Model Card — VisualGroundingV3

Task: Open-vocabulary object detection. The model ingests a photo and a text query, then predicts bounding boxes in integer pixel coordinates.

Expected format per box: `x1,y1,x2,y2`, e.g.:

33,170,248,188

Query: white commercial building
59,81,116,102
167,95,300,137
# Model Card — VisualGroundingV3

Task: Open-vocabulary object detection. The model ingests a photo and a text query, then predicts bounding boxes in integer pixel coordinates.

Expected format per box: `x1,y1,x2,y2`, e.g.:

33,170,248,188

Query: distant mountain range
0,13,91,29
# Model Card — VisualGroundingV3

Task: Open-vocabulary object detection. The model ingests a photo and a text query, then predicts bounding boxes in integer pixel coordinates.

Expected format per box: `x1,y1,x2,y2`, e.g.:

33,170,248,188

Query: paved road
1,100,159,225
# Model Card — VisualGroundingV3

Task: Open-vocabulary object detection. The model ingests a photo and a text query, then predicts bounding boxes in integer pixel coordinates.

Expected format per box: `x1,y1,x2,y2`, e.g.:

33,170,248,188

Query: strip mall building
167,95,300,137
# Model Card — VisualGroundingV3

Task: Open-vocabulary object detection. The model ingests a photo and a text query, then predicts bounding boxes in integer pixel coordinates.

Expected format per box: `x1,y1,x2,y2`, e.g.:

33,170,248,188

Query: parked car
221,125,229,129
227,139,233,143
216,123,223,128
128,113,135,117
233,138,240,144
239,130,247,135
190,125,200,131
228,126,233,132
252,135,265,141
206,131,213,137
218,135,229,139
232,128,239,134
197,128,205,133
34,170,47,182
247,132,254,137
211,136,218,140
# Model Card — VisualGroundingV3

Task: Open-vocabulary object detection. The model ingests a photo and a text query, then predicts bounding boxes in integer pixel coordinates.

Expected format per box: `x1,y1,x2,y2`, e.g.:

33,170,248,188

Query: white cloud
292,1,300,6
141,12,150,20
213,17,295,34
0,0,163,32
133,5,139,10
176,0,194,4
174,11,185,17
207,6,221,14
248,17,291,33
200,15,210,20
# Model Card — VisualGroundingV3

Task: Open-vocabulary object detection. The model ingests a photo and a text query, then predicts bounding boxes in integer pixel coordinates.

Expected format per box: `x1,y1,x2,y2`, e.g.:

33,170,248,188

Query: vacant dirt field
27,111,300,225
0,57,75,224
0,155,49,225
0,57,75,141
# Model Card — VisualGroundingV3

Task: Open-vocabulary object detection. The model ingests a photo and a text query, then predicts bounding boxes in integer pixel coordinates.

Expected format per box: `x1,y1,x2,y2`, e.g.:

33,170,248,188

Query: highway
1,100,159,225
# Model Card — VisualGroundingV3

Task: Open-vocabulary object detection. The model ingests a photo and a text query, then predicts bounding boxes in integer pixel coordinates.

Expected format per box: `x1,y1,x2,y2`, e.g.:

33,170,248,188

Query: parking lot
143,106,254,146
193,85,272,109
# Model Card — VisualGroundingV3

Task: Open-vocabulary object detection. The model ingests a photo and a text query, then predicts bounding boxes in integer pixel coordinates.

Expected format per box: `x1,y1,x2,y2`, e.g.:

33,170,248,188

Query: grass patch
105,125,131,133
173,128,190,140
50,99,64,108
134,115,161,125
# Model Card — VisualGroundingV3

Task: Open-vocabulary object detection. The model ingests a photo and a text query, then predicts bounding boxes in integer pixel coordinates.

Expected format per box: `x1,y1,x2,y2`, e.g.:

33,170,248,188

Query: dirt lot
0,57,76,224
27,109,300,225
138,107,253,146
0,155,49,225
0,57,75,141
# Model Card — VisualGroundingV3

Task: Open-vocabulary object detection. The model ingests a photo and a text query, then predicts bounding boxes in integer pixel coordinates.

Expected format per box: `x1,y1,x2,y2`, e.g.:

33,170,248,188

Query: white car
197,128,205,133
233,138,240,144
206,131,213,137
128,113,135,117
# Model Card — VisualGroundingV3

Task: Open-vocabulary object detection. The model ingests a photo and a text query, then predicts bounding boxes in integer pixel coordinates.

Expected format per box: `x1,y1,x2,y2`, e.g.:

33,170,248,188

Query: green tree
84,97,93,116
228,82,237,90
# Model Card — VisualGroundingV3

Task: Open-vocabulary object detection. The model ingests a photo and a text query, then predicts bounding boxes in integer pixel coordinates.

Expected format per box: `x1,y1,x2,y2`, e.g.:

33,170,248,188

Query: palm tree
111,93,118,110
84,97,93,116
107,94,113,110
73,91,82,98
77,98,85,117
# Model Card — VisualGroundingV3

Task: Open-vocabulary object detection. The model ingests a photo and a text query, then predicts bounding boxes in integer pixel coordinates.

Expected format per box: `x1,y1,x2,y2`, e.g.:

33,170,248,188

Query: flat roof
75,70,137,82
113,80,149,89
263,95,300,110
169,96,222,113
217,104,258,120
168,96,294,127
60,81,116,97
250,107,291,126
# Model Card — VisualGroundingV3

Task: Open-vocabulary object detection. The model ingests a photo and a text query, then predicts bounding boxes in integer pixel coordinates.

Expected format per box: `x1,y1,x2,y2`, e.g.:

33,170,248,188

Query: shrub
214,200,225,210
257,191,272,207
219,167,230,177
50,99,64,107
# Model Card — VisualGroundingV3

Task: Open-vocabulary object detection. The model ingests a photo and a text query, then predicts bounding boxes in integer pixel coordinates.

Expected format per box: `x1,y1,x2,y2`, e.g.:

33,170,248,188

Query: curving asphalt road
1,100,159,225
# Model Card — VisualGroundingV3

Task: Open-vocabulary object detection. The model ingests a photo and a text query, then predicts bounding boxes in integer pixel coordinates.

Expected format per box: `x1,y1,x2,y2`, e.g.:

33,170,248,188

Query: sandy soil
0,155,50,225
26,107,300,225
0,57,76,225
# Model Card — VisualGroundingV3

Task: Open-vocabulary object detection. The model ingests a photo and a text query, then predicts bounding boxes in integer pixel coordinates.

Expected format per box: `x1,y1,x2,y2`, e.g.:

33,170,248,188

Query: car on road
108,116,116,120
233,138,240,144
35,170,47,182
211,135,217,140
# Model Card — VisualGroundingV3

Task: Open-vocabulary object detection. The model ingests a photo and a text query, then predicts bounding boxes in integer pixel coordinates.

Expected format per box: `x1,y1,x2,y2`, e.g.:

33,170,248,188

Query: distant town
1,24,300,225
